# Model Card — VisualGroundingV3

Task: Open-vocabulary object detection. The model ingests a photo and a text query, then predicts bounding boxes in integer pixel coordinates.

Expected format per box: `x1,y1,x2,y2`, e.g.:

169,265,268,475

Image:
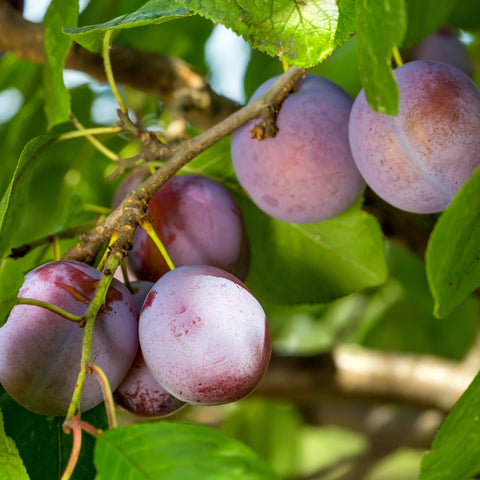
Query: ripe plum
0,260,138,416
349,60,480,213
231,74,365,223
128,175,250,282
139,265,271,405
114,281,185,417
404,27,474,77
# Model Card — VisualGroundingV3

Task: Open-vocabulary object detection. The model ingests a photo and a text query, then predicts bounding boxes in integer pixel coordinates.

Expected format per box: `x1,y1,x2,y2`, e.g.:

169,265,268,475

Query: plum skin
231,73,365,223
114,281,185,417
348,60,480,214
0,260,139,416
128,174,250,282
139,265,271,405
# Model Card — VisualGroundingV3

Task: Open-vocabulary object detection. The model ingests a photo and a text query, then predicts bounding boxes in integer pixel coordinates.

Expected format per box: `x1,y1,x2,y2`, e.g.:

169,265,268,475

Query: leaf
426,166,480,318
419,369,480,480
180,0,356,68
238,196,387,305
0,387,108,480
0,258,24,327
449,0,480,30
0,135,57,260
64,0,191,52
355,0,406,115
221,400,303,478
43,0,79,129
95,422,281,479
0,407,29,480
359,243,479,360
403,0,459,48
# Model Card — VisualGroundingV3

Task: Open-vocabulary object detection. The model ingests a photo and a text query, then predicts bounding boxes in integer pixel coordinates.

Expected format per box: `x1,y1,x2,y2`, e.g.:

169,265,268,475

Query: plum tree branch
0,0,239,129
63,65,308,263
257,345,477,413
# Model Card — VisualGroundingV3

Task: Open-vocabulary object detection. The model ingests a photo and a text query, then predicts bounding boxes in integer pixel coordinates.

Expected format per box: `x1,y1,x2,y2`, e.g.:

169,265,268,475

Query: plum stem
52,236,61,261
70,114,120,163
60,416,82,480
139,217,176,270
97,232,119,271
103,30,127,115
120,260,133,292
392,46,403,67
65,250,125,421
56,126,123,142
7,220,98,260
92,363,118,429
2,298,83,322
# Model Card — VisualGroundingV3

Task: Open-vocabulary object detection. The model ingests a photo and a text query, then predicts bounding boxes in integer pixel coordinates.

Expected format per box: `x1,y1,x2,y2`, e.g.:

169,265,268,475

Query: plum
349,60,480,214
128,174,250,282
0,260,138,416
230,73,365,223
139,265,271,405
114,281,185,417
404,27,474,77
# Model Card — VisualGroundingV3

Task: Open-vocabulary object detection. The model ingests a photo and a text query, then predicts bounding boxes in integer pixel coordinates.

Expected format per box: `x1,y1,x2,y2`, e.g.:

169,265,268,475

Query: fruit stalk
65,250,125,421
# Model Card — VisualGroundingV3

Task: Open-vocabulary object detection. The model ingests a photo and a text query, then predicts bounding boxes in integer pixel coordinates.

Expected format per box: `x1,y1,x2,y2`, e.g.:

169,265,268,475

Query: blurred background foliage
2,0,480,479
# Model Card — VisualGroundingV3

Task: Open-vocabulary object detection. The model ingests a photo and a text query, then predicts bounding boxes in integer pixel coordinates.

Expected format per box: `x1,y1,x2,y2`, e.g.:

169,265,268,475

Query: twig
62,66,307,263
0,0,239,129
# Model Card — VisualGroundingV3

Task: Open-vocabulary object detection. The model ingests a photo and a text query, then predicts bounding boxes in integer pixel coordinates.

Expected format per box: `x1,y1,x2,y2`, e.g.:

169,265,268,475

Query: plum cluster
0,174,269,418
3,47,479,420
231,59,480,219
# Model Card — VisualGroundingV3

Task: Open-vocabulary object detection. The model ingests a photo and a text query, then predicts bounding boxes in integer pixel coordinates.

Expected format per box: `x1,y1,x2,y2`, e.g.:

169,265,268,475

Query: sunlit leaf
180,0,356,68
65,0,191,52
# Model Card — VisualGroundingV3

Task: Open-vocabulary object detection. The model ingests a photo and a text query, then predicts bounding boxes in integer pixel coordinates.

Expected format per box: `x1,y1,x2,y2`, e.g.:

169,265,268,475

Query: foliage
1,0,480,479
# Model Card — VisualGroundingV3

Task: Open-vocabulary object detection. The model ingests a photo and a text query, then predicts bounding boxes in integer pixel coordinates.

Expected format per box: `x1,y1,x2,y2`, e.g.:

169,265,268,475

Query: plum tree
230,73,365,223
138,265,271,405
348,60,480,214
127,174,250,282
0,260,139,416
114,281,185,417
404,27,474,77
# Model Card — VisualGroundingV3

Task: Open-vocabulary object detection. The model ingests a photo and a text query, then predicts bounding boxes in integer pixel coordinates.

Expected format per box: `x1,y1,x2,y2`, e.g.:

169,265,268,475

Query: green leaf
419,369,480,480
0,258,24,327
449,0,480,30
360,243,479,360
355,0,406,115
0,135,57,260
426,165,480,318
64,0,191,52
180,0,356,68
221,400,303,478
43,0,79,129
95,422,281,479
0,388,108,480
239,196,387,305
0,407,29,480
403,0,459,48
